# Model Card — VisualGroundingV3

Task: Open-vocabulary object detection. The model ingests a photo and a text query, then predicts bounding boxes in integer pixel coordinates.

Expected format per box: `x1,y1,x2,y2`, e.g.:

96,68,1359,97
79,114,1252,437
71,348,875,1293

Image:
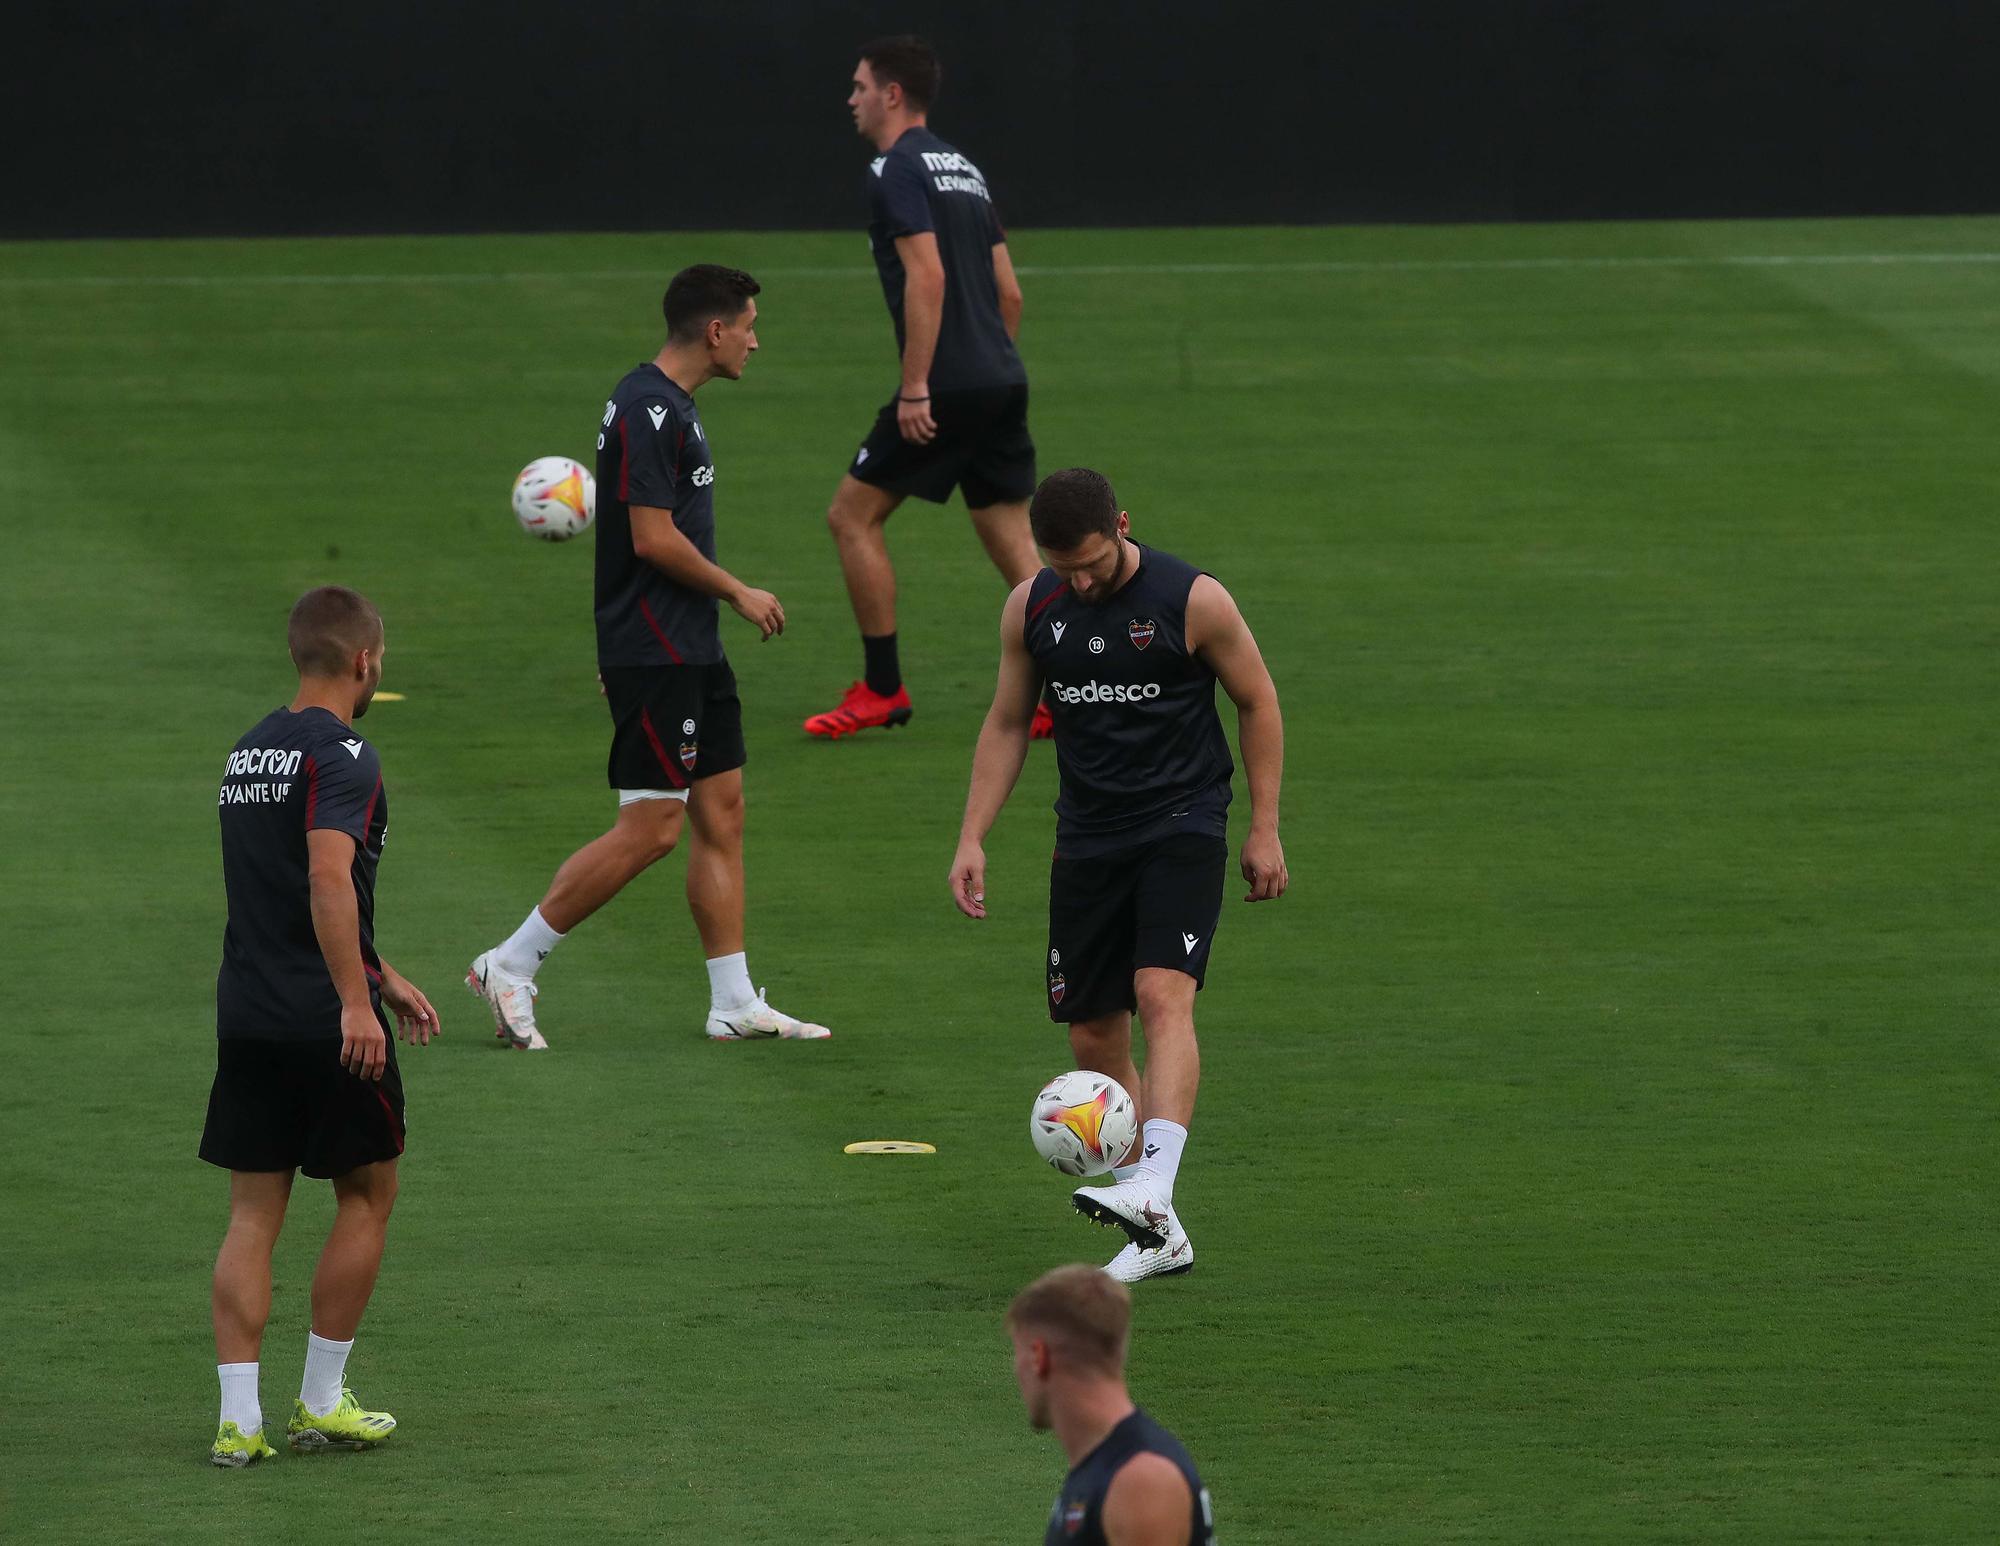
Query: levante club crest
1128,618,1156,650
1049,971,1067,1005
678,741,699,772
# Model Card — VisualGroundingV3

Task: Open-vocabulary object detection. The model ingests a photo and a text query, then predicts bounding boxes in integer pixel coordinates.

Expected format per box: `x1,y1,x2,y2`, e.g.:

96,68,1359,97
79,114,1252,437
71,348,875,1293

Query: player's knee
827,489,875,540
621,806,684,863
1068,1019,1128,1068
336,1164,397,1218
1135,978,1196,1036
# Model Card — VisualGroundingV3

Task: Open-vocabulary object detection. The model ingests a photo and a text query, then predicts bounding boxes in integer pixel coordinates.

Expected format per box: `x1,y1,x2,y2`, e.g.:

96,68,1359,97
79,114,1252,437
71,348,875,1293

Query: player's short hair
858,35,941,112
1030,468,1121,551
1005,1264,1132,1375
288,586,382,678
663,264,761,344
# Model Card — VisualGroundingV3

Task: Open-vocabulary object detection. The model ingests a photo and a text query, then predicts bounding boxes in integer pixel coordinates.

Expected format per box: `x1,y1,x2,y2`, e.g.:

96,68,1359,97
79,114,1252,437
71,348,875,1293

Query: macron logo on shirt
341,739,365,760
646,405,668,432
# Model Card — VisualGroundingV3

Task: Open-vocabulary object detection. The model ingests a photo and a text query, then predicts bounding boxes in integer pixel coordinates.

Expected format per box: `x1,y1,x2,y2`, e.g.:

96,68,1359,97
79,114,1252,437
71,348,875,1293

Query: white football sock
705,951,755,1011
1130,1119,1188,1196
495,906,564,978
218,1362,261,1434
300,1331,353,1417
1112,1163,1141,1184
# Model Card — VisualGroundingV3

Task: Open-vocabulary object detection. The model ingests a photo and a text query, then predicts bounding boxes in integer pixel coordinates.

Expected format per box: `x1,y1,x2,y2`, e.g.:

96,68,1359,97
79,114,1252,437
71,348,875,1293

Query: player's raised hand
730,585,786,641
1241,829,1288,902
949,840,989,919
339,1002,389,1081
379,966,440,1046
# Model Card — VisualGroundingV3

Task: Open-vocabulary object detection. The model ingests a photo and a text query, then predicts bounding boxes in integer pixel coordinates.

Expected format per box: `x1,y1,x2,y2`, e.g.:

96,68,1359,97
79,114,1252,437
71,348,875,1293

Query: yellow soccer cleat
210,1421,276,1467
287,1387,397,1451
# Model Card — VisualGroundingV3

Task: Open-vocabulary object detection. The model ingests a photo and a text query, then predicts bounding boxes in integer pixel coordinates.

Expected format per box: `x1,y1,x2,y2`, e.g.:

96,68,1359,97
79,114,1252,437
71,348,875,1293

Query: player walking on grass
202,586,440,1466
951,470,1288,1282
469,265,829,1048
806,35,1051,741
1009,1265,1216,1544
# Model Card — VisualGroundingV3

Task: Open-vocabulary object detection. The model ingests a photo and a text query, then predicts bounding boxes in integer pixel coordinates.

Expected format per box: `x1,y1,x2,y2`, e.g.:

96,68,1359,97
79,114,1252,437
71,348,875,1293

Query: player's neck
873,111,926,151
289,680,356,727
654,344,714,397
1052,1381,1136,1467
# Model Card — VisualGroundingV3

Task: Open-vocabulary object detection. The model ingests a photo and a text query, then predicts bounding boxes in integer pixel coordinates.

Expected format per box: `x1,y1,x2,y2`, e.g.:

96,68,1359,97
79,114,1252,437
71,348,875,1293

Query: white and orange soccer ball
1030,1070,1139,1177
511,455,595,541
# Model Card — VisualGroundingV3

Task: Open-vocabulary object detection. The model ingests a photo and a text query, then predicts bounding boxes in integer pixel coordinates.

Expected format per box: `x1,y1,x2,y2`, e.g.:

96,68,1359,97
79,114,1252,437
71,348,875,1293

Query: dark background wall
6,0,1996,240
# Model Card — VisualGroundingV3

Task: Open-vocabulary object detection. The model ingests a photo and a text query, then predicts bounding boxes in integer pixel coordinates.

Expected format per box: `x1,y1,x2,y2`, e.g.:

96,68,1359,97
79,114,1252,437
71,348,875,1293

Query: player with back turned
202,586,440,1466
1009,1265,1217,1545
805,35,1050,740
951,470,1288,1282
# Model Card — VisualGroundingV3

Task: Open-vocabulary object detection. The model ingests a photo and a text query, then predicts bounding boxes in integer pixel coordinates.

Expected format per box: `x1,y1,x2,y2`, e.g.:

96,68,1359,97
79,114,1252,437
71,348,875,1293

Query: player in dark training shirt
805,35,1049,741
468,266,829,1047
202,586,441,1466
1008,1266,1216,1546
952,470,1288,1281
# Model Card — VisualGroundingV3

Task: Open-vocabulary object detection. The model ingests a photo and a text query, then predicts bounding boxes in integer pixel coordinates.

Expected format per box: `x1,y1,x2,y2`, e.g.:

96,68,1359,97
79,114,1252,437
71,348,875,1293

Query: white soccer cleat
704,989,831,1041
466,950,546,1050
1104,1205,1193,1282
1072,1177,1172,1250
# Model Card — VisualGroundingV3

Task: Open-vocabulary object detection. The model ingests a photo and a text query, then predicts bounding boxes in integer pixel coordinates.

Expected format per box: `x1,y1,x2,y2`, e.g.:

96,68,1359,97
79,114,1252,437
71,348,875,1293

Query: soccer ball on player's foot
511,455,595,541
1030,1071,1138,1177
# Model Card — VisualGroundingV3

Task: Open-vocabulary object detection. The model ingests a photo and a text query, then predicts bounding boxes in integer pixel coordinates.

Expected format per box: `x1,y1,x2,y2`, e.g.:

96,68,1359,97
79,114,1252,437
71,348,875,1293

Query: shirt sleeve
872,154,934,240
621,398,682,509
305,738,383,842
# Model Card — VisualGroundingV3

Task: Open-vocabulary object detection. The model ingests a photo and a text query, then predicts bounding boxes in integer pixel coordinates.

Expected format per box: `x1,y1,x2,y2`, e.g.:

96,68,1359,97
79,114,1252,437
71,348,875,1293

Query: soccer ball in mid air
1030,1071,1138,1177
512,456,595,541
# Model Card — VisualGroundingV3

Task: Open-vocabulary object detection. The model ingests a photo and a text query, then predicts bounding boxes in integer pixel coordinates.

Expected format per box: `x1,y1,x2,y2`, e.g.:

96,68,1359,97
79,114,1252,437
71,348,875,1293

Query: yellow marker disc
373,691,407,702
842,1141,937,1155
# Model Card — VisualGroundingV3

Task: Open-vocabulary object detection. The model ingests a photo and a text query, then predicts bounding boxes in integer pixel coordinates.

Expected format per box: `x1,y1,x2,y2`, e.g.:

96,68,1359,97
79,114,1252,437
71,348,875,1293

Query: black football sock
863,632,901,698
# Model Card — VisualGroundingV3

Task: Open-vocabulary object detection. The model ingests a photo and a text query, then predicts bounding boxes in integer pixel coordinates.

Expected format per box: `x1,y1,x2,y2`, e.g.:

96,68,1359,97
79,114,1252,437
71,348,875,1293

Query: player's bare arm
894,231,945,444
1186,575,1288,902
306,827,387,1080
630,504,785,640
1102,1453,1196,1546
376,961,439,1045
992,241,1024,340
950,579,1043,918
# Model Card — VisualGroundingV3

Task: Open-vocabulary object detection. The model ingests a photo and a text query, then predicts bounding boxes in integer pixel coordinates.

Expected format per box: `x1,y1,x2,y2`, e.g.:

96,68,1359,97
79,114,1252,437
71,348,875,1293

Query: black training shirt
1025,545,1235,857
867,126,1027,391
594,364,724,667
1043,1408,1215,1546
216,706,387,1040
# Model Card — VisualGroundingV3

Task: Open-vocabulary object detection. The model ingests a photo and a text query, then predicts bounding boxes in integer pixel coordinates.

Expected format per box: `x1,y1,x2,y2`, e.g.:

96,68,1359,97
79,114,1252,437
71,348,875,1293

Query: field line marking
2,252,1997,288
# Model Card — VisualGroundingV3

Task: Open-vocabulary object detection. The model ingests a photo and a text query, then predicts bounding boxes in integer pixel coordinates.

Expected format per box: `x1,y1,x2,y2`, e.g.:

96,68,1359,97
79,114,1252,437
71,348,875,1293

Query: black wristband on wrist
898,394,930,402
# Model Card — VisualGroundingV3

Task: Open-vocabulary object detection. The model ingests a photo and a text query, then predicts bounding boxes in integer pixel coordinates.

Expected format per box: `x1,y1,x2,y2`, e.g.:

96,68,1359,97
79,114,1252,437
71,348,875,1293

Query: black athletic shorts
602,662,746,792
1046,833,1228,1023
849,384,1036,507
199,1034,406,1179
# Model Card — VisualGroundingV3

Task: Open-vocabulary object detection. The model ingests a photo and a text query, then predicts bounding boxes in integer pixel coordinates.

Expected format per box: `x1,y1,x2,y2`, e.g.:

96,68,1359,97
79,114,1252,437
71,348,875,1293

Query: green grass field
2,218,1996,1542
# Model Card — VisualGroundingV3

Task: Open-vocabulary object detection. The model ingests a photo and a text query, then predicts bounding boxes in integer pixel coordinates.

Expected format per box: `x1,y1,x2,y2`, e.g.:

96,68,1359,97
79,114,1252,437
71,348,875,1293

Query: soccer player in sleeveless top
467,267,829,1047
952,470,1289,1281
1009,1265,1216,1545
806,35,1051,741
203,587,441,1465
